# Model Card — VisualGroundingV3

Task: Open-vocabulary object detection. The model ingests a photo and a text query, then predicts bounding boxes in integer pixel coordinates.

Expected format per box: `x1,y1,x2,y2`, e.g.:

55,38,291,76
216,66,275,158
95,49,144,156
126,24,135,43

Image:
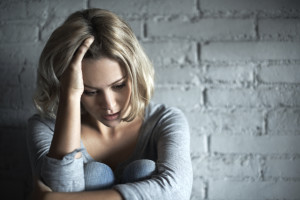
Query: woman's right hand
60,37,94,97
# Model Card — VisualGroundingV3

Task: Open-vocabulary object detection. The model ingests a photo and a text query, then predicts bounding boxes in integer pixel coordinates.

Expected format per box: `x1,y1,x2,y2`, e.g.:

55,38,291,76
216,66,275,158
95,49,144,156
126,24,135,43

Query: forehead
82,58,125,87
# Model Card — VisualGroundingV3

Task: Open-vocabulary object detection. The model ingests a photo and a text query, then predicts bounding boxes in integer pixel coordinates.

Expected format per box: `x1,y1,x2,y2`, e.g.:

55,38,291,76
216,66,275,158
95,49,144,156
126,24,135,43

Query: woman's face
81,57,131,128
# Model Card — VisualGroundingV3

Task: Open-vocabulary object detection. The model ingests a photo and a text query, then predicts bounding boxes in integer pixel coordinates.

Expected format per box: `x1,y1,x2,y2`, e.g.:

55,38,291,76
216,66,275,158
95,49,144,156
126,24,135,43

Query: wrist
59,90,82,102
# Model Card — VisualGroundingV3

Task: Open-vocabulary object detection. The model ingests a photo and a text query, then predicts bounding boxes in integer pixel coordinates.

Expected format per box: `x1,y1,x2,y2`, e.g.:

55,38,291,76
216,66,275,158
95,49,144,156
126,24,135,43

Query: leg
122,159,156,183
84,161,115,191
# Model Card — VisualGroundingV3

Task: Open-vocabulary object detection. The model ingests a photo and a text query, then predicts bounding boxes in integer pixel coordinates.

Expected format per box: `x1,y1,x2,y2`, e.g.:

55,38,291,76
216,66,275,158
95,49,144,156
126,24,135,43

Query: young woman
27,8,192,200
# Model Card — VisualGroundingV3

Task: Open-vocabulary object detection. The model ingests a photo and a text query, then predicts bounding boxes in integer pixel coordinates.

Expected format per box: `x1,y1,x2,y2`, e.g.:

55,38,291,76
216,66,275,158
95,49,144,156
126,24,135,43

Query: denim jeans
84,159,156,191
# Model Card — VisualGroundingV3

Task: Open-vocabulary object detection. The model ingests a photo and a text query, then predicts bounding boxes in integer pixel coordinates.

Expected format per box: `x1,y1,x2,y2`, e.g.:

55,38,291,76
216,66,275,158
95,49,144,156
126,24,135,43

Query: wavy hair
34,8,154,121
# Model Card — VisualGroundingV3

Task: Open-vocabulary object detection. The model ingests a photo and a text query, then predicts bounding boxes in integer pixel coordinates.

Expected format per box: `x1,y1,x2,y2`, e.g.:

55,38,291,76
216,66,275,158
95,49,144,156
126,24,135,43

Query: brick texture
1,0,300,200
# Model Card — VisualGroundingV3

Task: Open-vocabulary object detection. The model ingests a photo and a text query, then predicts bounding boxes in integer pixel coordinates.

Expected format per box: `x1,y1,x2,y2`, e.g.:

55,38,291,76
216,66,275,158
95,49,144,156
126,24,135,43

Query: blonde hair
34,8,154,121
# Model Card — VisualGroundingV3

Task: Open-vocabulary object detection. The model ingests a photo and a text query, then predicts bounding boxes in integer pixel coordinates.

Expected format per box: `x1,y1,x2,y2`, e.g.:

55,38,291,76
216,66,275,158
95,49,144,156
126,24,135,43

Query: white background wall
0,0,300,199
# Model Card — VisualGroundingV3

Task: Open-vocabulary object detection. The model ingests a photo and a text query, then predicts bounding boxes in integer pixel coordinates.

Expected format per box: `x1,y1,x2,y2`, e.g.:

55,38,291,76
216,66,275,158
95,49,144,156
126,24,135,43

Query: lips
103,112,120,121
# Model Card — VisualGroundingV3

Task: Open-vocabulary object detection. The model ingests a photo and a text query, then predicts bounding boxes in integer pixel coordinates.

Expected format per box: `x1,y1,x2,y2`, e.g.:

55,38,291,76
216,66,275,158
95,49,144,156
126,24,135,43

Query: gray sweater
27,103,193,199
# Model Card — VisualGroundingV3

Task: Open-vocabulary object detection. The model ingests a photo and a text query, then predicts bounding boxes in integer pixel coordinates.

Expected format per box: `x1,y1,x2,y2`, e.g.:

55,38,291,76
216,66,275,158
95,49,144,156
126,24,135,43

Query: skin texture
81,58,131,129
33,37,139,200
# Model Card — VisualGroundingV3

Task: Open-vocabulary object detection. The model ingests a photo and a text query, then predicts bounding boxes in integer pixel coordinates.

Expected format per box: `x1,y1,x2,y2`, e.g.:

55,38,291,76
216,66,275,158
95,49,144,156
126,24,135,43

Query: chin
100,118,122,128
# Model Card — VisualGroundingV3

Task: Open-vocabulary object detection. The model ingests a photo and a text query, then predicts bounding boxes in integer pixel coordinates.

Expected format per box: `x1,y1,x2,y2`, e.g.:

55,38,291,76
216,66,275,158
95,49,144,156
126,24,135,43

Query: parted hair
34,8,154,121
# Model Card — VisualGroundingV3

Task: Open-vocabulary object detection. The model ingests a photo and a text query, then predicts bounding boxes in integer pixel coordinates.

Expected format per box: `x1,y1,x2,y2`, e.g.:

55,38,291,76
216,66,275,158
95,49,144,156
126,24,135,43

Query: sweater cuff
41,149,85,192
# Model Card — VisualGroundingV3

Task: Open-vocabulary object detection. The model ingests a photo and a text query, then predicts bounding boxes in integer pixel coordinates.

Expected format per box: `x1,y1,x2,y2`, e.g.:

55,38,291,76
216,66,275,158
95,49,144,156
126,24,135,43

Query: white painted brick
0,86,22,109
148,19,254,40
41,17,65,41
186,108,263,135
211,135,300,154
259,19,300,40
202,42,300,61
155,66,200,86
90,0,148,15
0,43,42,65
124,20,142,39
265,158,300,178
190,133,207,156
148,0,196,15
209,155,260,178
191,177,205,200
258,65,300,83
21,87,36,111
207,88,259,107
193,154,260,178
207,87,300,107
210,180,300,199
152,87,202,110
0,108,34,127
0,23,38,43
267,108,300,135
259,87,300,107
0,64,21,86
26,0,49,22
201,0,300,11
206,64,254,83
0,1,26,20
48,0,85,17
142,41,196,66
192,156,207,176
19,66,37,88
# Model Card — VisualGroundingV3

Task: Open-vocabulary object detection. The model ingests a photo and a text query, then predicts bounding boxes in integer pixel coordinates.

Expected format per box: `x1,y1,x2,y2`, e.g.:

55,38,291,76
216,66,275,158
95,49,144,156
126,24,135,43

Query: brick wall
0,0,300,199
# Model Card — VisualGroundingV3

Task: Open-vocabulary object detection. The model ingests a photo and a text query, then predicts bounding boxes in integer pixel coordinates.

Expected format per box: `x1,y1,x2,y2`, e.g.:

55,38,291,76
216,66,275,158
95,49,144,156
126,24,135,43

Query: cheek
81,97,94,110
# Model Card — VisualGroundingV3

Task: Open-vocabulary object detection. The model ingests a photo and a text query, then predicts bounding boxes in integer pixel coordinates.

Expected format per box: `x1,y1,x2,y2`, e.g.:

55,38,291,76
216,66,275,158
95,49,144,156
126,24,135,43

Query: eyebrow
84,76,126,90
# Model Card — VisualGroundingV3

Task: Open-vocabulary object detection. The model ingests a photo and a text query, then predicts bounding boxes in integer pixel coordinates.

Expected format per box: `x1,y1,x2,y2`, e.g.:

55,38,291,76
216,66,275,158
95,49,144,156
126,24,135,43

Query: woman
27,8,192,200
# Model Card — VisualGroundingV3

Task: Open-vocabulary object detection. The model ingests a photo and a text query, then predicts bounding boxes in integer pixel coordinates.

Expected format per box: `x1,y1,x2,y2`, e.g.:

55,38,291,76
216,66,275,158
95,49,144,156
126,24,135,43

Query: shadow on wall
0,128,33,200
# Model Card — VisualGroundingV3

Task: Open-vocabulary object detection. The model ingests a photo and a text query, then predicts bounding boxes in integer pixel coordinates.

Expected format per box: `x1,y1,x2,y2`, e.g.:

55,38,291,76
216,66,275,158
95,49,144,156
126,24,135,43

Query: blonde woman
27,8,192,200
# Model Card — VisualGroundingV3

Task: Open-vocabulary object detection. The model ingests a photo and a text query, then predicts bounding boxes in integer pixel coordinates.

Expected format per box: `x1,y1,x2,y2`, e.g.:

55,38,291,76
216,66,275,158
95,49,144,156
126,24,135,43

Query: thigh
84,161,115,191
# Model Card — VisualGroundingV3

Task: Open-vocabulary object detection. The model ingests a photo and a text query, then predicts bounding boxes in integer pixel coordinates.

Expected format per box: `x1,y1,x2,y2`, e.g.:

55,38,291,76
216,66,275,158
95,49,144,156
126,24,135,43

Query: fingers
72,36,94,64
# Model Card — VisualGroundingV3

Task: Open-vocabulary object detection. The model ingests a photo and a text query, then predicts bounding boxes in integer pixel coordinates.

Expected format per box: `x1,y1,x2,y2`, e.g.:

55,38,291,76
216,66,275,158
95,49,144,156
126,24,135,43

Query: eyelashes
83,90,98,96
83,82,126,96
113,83,126,90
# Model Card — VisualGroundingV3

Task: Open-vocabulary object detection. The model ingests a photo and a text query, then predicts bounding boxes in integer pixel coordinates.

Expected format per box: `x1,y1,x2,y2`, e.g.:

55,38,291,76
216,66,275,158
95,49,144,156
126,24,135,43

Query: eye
83,90,98,96
113,83,126,90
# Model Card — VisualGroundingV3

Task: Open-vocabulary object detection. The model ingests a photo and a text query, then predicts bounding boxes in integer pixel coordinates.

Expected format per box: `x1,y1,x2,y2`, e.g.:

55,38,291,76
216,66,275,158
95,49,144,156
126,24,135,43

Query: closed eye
83,90,98,96
113,83,126,90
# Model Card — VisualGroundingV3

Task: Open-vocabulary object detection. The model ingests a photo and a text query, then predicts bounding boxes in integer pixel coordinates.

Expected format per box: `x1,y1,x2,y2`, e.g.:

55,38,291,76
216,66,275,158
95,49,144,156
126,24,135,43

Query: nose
100,90,116,111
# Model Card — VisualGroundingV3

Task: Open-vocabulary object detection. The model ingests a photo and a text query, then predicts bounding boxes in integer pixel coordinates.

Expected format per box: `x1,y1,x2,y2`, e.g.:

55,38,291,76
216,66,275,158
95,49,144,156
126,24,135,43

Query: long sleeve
27,114,85,192
113,106,193,199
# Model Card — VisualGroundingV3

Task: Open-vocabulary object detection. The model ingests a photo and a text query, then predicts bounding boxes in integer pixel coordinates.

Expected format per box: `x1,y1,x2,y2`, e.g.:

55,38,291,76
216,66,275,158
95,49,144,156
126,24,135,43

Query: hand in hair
60,37,94,97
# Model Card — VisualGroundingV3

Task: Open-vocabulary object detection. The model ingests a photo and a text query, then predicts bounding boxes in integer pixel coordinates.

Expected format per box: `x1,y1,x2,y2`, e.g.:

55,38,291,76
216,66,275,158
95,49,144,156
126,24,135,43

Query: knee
84,162,115,191
122,159,156,183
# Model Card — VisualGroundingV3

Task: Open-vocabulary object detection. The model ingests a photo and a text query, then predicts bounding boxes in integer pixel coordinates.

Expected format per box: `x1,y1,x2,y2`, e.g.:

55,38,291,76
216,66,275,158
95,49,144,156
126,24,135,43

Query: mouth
102,111,120,121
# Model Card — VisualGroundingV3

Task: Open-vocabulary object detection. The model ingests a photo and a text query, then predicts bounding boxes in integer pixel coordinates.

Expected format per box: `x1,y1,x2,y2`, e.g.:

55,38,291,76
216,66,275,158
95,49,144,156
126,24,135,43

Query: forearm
44,189,123,200
48,93,82,159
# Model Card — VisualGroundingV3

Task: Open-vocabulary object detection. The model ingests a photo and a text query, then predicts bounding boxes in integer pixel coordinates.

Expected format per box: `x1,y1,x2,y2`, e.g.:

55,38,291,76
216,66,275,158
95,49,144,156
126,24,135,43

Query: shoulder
28,113,55,132
145,102,185,119
144,102,189,139
145,102,188,126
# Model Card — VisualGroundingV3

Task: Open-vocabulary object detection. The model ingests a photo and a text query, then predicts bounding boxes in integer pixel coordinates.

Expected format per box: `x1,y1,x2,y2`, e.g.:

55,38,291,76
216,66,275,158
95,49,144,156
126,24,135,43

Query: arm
32,178,122,200
27,37,94,192
44,190,122,200
48,37,94,159
113,107,193,200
